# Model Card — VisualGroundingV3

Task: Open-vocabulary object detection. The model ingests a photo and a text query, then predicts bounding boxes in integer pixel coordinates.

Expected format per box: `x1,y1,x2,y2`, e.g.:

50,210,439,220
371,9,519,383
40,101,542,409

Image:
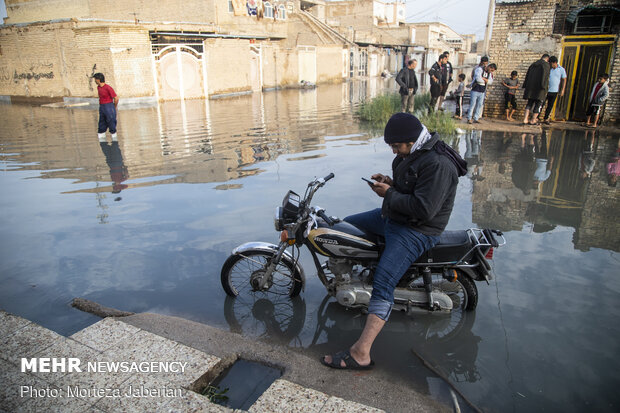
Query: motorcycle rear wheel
221,250,303,298
410,270,478,311
439,270,478,311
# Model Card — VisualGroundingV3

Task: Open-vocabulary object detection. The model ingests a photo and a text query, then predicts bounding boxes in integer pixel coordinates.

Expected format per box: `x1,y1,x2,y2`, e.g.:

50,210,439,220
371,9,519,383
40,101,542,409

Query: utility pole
482,0,495,56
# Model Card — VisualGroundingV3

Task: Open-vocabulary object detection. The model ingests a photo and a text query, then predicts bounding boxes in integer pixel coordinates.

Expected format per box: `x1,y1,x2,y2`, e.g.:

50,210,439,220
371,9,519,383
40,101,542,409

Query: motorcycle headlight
274,207,284,231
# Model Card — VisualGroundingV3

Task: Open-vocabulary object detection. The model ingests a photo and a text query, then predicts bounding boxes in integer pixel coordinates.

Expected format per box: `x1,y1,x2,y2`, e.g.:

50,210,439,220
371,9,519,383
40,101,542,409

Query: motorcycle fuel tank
308,220,379,259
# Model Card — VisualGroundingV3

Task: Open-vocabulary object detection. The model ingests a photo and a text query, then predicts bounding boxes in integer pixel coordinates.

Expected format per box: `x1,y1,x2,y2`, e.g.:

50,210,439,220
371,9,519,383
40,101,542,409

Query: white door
298,46,317,83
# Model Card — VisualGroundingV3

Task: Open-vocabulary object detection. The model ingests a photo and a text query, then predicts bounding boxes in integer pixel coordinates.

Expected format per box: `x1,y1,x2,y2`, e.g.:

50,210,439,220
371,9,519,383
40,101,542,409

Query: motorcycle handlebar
323,173,335,182
317,210,334,226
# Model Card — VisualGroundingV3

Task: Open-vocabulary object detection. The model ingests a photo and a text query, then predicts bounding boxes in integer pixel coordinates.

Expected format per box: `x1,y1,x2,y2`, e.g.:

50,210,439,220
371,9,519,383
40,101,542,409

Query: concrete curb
0,310,449,413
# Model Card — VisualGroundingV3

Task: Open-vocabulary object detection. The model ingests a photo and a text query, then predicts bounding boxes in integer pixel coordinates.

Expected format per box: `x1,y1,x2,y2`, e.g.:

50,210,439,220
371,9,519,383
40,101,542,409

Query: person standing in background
522,54,550,126
467,62,496,124
541,56,567,124
429,54,447,110
454,73,466,119
93,73,119,143
502,71,520,121
395,59,418,113
437,51,453,111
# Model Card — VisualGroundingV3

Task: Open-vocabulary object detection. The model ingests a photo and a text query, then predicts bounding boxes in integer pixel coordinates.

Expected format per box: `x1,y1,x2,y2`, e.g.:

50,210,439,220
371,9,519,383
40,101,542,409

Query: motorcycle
221,173,506,316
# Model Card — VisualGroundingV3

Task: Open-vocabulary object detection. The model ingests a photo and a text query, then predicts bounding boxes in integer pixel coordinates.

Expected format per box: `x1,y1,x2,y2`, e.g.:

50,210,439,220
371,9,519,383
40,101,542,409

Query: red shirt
97,84,117,104
592,83,603,102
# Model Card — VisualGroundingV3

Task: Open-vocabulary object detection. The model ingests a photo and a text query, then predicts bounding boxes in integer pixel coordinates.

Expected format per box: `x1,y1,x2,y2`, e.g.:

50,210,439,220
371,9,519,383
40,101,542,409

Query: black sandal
321,350,375,370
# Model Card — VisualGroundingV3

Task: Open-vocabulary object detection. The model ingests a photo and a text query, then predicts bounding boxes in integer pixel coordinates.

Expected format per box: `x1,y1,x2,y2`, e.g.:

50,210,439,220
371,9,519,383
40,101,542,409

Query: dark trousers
504,93,517,110
543,92,558,120
98,103,117,134
455,96,463,116
525,98,543,114
430,82,441,109
400,92,415,113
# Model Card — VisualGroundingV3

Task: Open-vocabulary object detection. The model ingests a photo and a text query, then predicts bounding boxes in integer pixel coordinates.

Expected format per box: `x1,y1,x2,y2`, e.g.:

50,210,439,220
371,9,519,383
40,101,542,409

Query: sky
0,0,489,40
406,0,490,41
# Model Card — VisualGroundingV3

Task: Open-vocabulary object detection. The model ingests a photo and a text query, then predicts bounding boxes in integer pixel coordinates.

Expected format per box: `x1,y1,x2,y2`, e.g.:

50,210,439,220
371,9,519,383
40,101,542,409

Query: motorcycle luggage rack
413,228,505,267
453,228,506,266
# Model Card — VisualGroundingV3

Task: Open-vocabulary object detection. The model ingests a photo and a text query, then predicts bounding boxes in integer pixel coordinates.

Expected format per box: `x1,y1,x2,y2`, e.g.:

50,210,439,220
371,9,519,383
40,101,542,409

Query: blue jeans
468,90,485,121
344,208,439,321
98,103,117,134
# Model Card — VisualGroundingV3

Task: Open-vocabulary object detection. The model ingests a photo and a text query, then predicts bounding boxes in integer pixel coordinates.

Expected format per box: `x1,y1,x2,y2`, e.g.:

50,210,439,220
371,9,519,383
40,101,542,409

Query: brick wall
605,40,620,123
486,0,619,123
486,0,562,120
4,0,215,25
0,21,155,98
4,0,288,39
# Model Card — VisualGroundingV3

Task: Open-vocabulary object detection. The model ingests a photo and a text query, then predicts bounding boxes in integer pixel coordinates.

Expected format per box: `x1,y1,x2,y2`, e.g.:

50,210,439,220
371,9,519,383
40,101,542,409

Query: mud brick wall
605,41,620,123
4,0,216,25
0,21,155,98
486,0,562,120
486,0,619,123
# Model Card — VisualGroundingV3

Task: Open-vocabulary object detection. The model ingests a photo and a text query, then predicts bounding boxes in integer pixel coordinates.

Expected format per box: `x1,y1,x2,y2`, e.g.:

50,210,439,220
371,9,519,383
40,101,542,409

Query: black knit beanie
384,113,423,144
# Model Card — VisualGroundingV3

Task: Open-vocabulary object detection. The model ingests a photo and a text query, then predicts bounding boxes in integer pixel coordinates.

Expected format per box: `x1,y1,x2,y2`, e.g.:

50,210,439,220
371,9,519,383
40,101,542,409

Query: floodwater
1,80,619,413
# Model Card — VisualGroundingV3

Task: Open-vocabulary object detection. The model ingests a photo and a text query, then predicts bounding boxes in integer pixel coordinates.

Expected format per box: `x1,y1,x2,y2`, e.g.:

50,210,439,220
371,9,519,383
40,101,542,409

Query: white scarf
410,124,432,153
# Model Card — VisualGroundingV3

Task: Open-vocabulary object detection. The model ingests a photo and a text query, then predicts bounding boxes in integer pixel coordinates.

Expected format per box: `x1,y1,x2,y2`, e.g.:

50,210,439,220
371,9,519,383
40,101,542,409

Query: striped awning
566,5,620,23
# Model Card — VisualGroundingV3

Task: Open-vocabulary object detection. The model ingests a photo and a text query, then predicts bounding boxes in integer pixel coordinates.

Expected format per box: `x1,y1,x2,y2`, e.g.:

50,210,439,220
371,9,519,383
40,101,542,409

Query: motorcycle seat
416,230,472,263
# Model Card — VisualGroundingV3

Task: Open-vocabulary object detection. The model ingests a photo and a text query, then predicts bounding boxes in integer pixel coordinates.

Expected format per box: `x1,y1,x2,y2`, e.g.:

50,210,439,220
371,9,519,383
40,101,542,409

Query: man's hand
371,174,392,185
370,182,390,197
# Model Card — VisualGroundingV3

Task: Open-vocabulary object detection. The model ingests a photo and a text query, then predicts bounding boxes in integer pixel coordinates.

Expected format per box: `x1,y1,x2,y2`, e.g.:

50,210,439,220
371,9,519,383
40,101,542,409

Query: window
574,14,613,34
278,5,286,20
228,0,233,13
264,2,273,18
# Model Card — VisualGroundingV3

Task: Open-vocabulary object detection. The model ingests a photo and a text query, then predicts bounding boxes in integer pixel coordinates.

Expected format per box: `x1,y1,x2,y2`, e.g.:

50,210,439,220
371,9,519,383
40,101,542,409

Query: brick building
486,0,619,124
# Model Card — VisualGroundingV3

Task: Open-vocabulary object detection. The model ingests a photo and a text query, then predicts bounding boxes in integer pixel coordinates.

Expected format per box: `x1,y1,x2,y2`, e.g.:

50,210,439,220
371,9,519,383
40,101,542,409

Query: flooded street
1,80,619,412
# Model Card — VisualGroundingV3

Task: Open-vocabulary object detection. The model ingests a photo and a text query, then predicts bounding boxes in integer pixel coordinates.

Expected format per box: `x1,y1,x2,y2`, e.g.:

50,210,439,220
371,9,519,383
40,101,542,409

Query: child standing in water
93,73,119,142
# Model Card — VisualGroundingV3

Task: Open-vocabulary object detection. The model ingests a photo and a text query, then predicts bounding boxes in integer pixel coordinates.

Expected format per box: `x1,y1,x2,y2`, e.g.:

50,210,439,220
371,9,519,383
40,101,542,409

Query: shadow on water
1,80,619,412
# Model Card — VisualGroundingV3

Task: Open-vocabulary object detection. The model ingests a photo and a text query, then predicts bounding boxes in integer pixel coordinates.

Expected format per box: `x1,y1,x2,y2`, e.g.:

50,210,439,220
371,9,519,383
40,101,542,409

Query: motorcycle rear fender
231,242,306,288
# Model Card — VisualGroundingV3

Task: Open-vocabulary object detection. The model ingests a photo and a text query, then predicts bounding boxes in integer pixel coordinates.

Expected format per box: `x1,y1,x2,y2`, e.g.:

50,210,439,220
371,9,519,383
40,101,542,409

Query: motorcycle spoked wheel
221,250,303,297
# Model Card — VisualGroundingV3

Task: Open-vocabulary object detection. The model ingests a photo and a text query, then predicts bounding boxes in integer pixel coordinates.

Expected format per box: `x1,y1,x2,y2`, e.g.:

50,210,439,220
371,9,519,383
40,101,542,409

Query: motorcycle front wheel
221,250,303,298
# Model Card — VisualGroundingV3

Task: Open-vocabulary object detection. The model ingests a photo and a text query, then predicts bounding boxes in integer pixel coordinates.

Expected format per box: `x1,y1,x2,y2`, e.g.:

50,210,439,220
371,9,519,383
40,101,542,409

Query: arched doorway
154,45,208,101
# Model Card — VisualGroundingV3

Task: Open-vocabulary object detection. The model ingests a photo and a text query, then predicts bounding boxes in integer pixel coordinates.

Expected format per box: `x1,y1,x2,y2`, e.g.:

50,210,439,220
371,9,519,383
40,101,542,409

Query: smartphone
361,177,375,185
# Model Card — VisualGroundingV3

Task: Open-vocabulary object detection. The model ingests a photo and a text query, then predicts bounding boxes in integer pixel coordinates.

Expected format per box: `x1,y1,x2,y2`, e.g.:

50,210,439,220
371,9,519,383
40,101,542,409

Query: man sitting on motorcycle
321,113,463,369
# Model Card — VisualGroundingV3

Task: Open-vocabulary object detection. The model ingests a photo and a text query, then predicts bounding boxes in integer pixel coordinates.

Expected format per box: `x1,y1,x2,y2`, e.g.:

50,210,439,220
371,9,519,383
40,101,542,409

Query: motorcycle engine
326,258,353,281
327,258,374,308
336,280,372,308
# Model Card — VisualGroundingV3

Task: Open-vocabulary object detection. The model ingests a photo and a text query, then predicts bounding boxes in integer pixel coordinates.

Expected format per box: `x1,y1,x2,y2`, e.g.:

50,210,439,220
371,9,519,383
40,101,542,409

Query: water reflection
100,142,128,198
470,127,619,252
1,80,619,413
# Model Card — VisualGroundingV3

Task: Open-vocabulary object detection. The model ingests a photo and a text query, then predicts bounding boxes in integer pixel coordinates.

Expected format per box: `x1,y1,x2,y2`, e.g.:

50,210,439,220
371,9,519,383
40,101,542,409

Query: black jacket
396,67,418,95
382,133,459,236
429,62,442,86
523,59,550,101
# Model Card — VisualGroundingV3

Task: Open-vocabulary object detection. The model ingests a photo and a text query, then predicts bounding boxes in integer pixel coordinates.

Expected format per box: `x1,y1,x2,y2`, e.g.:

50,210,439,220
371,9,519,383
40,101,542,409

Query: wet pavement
1,80,619,412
